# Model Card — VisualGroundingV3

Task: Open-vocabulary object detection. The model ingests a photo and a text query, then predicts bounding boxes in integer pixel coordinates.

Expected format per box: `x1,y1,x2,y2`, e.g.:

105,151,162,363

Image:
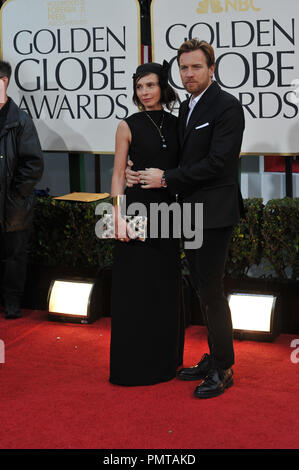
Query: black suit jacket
165,81,245,229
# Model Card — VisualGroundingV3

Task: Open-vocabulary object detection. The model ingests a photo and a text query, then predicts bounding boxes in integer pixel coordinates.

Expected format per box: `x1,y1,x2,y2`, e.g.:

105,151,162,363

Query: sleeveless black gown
109,110,184,386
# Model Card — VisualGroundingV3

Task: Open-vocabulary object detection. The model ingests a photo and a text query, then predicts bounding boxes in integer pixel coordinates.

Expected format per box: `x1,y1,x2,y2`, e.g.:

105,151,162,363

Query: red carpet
0,309,299,450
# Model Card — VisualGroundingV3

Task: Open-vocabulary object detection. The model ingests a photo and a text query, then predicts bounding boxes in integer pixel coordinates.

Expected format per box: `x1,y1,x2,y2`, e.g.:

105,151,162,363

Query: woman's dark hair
132,71,178,111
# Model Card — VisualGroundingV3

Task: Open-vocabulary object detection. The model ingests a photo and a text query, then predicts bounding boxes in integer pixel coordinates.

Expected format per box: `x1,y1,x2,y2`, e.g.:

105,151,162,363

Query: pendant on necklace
161,136,167,150
144,111,167,150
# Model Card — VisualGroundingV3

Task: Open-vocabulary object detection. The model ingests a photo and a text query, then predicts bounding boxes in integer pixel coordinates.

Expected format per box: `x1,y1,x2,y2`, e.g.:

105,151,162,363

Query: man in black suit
126,39,245,398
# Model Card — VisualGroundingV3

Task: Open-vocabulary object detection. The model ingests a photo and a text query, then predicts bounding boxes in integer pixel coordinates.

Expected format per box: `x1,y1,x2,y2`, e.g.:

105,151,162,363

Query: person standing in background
0,60,44,319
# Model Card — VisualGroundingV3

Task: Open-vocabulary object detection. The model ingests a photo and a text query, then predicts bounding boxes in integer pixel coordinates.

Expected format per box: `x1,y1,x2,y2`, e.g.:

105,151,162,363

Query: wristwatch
161,171,167,188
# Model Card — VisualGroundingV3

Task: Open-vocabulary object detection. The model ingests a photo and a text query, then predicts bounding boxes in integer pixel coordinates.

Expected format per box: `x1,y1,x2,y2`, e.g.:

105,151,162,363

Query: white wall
38,153,299,202
240,156,299,203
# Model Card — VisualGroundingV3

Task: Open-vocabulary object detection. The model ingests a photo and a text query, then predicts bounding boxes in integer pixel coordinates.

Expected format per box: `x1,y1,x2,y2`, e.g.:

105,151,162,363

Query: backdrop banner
0,0,140,152
152,0,299,155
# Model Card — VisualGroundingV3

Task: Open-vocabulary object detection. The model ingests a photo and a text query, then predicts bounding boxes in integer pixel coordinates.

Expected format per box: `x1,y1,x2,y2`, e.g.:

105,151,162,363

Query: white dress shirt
186,82,212,126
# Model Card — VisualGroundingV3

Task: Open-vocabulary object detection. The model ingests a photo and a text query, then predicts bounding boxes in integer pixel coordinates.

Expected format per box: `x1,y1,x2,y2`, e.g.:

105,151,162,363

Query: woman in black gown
109,61,184,386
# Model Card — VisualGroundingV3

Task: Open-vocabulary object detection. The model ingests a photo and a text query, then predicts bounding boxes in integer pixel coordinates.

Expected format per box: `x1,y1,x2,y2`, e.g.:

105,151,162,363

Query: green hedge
262,198,299,280
225,198,264,278
29,196,299,281
226,197,299,280
31,196,114,269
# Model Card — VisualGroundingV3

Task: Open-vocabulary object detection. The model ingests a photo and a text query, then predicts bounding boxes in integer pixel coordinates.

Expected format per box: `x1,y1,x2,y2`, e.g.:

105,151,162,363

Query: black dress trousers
185,225,235,370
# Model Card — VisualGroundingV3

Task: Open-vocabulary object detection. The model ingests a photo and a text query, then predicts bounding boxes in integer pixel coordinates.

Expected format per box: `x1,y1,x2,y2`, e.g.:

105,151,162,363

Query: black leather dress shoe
177,354,211,381
194,368,234,399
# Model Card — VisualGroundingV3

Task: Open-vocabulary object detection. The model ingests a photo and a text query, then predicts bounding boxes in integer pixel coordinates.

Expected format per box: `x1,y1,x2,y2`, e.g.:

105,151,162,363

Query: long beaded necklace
144,111,167,150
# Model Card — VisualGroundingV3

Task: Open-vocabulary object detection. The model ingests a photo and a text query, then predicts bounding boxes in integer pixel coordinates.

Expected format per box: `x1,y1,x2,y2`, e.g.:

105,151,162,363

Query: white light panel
229,293,275,333
48,280,94,317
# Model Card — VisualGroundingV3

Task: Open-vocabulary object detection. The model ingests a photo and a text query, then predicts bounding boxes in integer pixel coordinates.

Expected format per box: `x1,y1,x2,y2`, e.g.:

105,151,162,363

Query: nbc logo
197,0,261,14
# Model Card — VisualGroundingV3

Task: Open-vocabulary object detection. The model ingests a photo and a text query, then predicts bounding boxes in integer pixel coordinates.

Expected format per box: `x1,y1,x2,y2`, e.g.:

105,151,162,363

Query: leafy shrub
30,196,299,281
225,198,264,278
30,195,114,268
261,198,299,280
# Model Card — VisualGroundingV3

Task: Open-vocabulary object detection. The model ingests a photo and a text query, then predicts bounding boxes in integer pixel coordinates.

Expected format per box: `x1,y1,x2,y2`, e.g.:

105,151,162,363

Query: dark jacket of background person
0,97,44,232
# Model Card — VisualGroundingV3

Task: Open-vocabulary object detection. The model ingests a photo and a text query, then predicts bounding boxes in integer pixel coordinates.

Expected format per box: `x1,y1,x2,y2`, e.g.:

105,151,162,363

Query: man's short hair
0,60,12,84
177,39,215,68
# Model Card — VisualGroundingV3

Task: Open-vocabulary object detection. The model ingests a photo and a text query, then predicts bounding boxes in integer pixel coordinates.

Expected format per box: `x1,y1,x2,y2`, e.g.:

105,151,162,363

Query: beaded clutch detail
101,214,147,241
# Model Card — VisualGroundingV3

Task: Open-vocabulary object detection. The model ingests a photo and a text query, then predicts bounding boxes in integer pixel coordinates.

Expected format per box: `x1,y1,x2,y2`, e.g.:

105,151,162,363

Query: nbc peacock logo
196,0,261,14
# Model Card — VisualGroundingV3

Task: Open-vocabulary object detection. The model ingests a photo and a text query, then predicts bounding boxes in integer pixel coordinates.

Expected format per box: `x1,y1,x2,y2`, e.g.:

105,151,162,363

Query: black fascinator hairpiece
132,60,170,89
159,60,170,88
